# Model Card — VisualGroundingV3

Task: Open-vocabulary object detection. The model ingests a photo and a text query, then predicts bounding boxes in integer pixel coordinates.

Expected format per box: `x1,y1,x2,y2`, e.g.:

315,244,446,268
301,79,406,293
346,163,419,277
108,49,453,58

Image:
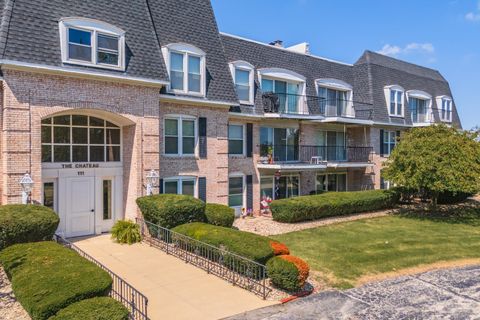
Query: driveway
73,235,275,320
226,265,480,320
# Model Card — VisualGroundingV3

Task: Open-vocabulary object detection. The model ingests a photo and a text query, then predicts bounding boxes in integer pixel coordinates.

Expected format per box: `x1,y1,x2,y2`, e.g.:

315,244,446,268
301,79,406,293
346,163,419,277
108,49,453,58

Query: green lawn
272,207,480,289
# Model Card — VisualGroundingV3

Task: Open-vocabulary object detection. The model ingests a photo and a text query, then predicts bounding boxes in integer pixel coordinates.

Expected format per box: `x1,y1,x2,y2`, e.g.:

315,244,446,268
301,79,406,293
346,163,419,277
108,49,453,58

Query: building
0,0,461,237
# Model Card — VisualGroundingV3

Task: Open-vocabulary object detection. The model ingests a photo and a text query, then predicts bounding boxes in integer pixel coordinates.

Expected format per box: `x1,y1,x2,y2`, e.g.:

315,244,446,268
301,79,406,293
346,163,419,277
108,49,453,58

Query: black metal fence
54,235,149,320
136,218,271,299
259,144,373,163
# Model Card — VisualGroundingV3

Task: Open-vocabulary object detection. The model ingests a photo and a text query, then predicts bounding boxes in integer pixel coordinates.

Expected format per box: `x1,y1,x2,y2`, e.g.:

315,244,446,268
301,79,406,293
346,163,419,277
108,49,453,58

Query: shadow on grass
394,200,480,227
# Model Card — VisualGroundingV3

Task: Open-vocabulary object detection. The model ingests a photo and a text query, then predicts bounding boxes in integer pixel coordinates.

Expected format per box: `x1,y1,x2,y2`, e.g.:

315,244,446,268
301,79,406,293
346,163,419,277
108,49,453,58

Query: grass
272,202,480,289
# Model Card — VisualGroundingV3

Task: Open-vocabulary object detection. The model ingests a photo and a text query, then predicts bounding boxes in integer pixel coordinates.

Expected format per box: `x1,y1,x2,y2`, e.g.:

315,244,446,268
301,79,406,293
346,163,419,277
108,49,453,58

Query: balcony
261,93,373,120
257,144,373,170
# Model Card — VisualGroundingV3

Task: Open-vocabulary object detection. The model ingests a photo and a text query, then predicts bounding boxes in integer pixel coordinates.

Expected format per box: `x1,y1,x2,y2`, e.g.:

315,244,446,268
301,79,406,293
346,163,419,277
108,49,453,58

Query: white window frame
228,173,246,209
258,68,307,114
59,17,126,70
162,43,206,97
316,78,354,117
229,61,255,105
41,114,122,164
436,96,453,122
383,130,397,156
228,123,246,156
163,176,198,197
384,85,404,117
407,90,433,124
163,115,198,157
316,173,347,192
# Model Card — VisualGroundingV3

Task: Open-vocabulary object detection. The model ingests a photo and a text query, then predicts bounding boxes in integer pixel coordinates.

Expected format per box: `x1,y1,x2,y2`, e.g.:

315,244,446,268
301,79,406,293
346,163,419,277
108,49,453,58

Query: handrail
136,218,271,299
54,235,149,320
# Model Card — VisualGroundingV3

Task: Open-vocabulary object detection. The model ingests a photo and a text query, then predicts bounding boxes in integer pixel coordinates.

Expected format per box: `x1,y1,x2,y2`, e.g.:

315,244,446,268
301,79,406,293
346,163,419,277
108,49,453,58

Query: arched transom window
41,115,121,163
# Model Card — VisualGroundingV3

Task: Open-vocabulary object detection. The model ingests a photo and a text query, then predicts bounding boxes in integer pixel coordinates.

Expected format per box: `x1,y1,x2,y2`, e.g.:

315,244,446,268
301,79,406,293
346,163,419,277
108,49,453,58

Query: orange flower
280,255,310,287
269,241,290,256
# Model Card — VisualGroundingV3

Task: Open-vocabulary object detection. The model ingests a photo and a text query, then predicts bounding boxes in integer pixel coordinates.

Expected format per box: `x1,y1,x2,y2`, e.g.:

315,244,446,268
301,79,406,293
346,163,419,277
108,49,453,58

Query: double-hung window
164,177,196,197
389,89,403,116
60,18,125,70
228,176,244,208
228,124,244,155
165,44,206,95
230,61,255,104
440,98,452,122
383,130,397,156
164,116,196,156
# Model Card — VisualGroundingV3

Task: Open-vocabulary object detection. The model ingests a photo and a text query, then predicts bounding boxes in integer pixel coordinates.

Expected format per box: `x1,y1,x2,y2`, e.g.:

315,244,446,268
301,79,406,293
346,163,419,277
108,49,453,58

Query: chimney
286,42,310,54
269,40,283,48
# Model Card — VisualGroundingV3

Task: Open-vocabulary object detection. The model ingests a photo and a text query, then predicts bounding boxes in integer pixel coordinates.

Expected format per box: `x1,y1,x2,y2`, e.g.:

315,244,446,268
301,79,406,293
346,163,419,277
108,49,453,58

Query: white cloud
465,0,480,21
377,43,435,57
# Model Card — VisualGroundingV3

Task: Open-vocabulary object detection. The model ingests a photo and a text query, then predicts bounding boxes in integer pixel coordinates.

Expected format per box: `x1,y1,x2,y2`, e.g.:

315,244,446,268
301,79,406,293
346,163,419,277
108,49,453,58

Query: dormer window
162,43,206,96
316,79,354,117
384,85,404,117
436,96,452,122
59,18,125,70
229,61,254,105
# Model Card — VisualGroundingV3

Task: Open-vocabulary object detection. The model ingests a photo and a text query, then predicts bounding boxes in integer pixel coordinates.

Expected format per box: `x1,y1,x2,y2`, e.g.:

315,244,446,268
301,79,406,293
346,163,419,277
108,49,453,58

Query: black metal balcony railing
259,144,373,163
262,92,374,119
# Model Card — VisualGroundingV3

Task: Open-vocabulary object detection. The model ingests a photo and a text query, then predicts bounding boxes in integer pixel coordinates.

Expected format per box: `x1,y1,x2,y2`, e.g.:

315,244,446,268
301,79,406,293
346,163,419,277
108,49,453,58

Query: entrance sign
61,163,100,169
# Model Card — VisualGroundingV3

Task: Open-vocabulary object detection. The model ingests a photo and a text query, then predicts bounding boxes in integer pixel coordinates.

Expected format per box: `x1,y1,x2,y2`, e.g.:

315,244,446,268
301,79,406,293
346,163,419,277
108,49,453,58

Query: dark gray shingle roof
0,0,169,81
148,0,238,104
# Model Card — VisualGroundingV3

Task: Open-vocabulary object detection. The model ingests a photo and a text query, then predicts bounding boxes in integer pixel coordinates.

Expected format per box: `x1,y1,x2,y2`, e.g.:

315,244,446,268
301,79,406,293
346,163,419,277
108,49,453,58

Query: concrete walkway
73,235,275,320
226,265,480,319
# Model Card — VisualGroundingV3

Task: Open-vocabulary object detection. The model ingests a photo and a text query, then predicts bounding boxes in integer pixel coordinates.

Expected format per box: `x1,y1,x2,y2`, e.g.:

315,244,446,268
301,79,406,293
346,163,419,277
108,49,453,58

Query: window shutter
246,175,253,211
379,129,384,157
396,131,401,140
199,117,207,159
246,123,253,157
159,179,164,194
198,177,207,202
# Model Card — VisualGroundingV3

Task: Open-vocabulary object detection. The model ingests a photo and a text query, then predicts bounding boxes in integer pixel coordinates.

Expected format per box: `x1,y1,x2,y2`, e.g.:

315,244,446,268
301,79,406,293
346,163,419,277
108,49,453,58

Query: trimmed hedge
437,191,473,204
172,222,276,264
136,194,206,229
48,297,129,320
205,203,235,227
0,204,59,250
0,242,112,320
111,220,142,244
269,241,290,256
271,190,398,223
266,255,309,291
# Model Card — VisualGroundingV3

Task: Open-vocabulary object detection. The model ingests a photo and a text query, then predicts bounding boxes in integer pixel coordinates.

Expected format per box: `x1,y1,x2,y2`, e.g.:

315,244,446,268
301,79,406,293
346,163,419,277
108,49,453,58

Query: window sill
229,154,247,158
388,114,404,118
162,154,198,159
63,60,125,71
168,89,206,98
239,101,254,106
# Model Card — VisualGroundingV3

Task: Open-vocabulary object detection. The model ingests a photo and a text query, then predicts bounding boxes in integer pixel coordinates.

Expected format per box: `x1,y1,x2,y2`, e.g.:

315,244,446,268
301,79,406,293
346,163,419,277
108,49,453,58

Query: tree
382,125,480,206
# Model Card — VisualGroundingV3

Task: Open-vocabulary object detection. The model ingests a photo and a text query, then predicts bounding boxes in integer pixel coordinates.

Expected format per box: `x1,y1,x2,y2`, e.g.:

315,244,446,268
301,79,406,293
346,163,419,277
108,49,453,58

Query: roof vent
269,40,283,48
286,42,310,54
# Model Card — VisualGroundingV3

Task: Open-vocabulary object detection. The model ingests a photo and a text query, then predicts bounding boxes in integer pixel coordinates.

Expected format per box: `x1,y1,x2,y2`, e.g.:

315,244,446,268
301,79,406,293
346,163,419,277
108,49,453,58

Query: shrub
111,220,141,244
269,241,290,256
266,255,309,291
437,191,473,204
271,190,397,223
48,297,128,320
172,222,275,264
0,242,112,320
0,204,59,250
136,194,206,229
205,203,235,227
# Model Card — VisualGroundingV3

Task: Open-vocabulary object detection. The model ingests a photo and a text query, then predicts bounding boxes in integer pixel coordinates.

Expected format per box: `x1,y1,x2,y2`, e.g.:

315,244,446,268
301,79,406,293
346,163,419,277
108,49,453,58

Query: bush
266,255,309,291
0,242,112,320
0,204,59,250
271,190,398,223
437,191,473,204
269,241,290,256
49,297,129,320
136,194,206,229
172,222,275,264
111,220,141,244
205,203,235,227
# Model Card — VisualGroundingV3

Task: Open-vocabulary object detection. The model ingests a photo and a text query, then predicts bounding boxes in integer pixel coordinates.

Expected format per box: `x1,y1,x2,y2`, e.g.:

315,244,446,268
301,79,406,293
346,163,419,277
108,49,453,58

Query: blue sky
211,0,480,130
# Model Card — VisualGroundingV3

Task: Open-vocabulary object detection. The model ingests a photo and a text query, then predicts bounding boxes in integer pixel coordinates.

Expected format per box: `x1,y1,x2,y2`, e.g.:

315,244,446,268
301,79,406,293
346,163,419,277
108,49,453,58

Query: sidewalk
73,235,276,320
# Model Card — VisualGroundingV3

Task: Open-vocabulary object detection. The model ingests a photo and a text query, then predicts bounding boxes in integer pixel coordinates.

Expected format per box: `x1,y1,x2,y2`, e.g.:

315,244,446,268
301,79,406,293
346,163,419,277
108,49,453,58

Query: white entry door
66,177,95,237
